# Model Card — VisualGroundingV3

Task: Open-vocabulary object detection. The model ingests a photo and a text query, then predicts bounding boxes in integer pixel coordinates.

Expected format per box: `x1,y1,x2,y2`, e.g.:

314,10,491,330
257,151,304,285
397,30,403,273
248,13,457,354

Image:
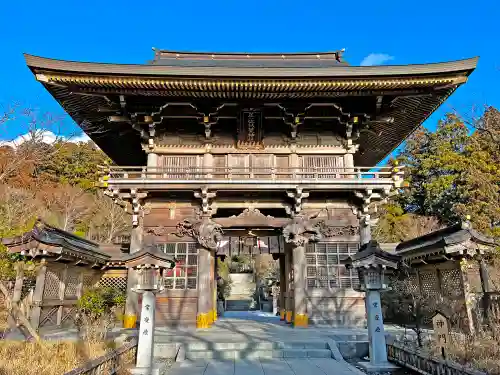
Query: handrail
64,338,138,375
98,165,404,182
387,342,487,375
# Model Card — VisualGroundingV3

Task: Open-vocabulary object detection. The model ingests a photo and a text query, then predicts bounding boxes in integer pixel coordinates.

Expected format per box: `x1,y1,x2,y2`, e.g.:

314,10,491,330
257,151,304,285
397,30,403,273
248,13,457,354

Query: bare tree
40,185,92,232
86,192,130,243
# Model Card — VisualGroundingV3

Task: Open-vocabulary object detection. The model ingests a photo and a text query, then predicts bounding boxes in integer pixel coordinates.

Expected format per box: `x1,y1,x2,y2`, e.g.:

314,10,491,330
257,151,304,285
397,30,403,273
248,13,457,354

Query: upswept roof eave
24,53,479,79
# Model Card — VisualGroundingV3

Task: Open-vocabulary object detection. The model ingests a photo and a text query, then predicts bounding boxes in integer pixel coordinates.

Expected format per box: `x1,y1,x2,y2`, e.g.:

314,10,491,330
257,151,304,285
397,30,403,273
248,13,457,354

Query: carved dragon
174,217,223,251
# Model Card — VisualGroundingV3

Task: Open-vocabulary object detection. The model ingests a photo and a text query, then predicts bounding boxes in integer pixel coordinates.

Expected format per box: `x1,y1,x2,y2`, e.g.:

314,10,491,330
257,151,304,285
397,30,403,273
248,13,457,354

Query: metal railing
64,338,138,375
99,165,404,184
387,342,487,375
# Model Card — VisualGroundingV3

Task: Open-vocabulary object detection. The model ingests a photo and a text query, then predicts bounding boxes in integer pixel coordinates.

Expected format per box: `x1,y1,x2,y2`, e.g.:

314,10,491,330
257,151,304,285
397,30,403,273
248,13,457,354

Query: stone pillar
30,260,47,330
124,220,143,329
293,245,308,327
279,255,286,320
285,248,293,324
197,247,211,328
366,290,388,364
135,291,156,371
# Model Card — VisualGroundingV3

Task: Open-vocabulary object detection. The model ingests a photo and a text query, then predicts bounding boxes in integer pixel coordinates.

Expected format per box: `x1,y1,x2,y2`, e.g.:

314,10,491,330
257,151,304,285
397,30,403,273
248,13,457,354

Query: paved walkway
170,358,363,375
164,311,369,375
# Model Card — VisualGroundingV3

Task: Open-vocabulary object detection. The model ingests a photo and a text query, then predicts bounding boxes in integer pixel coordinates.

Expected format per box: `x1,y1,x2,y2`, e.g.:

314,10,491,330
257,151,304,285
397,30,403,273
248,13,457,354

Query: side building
24,50,477,328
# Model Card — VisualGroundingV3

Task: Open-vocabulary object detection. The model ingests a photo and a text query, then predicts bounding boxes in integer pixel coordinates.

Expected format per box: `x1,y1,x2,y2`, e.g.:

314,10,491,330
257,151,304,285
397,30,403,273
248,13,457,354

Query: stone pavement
170,358,363,375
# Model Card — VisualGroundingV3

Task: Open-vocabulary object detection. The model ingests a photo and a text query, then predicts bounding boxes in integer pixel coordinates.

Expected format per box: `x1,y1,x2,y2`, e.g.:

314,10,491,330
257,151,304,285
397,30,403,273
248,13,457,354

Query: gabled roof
395,221,497,261
1,219,111,265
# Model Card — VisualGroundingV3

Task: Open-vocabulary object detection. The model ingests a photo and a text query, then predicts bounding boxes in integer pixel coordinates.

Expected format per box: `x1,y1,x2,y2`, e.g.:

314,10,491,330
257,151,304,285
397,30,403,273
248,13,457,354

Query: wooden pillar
479,258,492,322
343,152,354,177
8,265,25,329
212,252,218,322
285,247,293,324
197,247,211,328
279,255,286,321
360,215,371,246
56,265,68,326
124,218,143,329
460,258,475,334
293,245,308,327
30,260,47,331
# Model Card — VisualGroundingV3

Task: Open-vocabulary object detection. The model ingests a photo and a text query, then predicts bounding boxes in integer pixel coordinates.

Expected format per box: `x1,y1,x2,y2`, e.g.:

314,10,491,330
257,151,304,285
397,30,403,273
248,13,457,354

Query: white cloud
360,53,395,66
0,130,91,148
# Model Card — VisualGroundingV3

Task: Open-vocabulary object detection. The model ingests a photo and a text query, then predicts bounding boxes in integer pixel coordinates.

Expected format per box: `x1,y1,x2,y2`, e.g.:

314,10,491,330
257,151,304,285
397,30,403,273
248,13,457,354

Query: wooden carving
282,215,322,247
317,223,359,237
174,217,223,251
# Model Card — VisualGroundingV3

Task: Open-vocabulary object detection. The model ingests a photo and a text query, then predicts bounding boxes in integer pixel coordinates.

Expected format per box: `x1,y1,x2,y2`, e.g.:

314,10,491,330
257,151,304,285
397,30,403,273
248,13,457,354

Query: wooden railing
387,342,487,375
64,338,138,375
99,165,404,183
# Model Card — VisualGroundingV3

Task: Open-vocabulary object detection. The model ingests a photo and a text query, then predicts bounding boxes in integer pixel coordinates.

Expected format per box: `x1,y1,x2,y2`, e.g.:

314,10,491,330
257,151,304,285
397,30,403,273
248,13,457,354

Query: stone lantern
345,240,401,373
123,246,175,375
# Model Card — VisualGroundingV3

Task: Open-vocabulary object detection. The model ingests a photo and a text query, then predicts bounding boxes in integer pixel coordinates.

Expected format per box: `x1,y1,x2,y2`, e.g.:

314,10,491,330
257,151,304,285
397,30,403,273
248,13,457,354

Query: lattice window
98,276,128,293
43,269,61,299
440,269,463,298
306,242,359,289
65,272,81,298
419,271,440,297
82,274,97,291
158,242,198,290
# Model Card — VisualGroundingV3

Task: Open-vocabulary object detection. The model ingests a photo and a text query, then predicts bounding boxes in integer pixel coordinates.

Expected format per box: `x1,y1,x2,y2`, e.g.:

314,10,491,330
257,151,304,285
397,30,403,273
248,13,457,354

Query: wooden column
285,247,293,324
30,260,47,331
360,215,371,246
343,151,354,177
293,245,308,327
124,217,143,329
279,255,286,320
460,258,476,334
479,258,492,322
212,252,218,322
197,247,211,328
56,265,68,326
8,265,25,329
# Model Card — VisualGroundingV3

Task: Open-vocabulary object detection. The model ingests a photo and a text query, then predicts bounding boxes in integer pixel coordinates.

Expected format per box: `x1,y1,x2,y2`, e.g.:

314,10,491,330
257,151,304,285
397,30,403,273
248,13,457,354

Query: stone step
183,341,329,351
225,299,254,311
185,348,332,360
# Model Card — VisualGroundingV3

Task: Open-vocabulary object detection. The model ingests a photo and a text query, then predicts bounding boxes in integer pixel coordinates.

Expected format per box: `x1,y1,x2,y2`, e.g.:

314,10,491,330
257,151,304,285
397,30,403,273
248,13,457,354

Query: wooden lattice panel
64,271,81,297
61,307,77,327
43,269,61,299
98,276,127,293
419,271,439,297
82,274,96,290
305,242,358,290
440,269,463,298
39,307,58,327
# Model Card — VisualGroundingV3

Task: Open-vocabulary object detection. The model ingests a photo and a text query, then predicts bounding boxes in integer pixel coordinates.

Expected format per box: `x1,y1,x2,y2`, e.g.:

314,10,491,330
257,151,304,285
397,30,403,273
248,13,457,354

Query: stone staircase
226,273,256,311
183,341,333,360
225,298,254,311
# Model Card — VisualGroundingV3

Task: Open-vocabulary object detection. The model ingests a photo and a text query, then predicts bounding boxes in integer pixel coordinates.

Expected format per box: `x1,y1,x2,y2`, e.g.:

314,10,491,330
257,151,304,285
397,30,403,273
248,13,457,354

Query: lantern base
357,361,400,374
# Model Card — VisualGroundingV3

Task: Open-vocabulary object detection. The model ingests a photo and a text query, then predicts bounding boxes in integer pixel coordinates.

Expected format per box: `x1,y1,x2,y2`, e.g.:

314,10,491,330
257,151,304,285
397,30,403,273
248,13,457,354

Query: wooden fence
387,342,487,375
63,338,137,375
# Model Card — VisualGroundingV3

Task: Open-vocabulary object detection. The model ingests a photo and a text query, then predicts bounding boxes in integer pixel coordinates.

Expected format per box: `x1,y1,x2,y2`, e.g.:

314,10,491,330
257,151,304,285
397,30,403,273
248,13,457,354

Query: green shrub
77,287,125,317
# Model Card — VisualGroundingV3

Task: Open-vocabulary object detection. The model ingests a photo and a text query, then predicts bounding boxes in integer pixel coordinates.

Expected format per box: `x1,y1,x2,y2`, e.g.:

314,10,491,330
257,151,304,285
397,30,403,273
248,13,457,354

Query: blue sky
0,0,498,161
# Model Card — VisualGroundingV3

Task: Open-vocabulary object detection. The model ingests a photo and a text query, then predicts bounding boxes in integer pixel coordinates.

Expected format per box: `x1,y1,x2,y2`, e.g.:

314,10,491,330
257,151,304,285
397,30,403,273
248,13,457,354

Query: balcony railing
98,165,404,187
